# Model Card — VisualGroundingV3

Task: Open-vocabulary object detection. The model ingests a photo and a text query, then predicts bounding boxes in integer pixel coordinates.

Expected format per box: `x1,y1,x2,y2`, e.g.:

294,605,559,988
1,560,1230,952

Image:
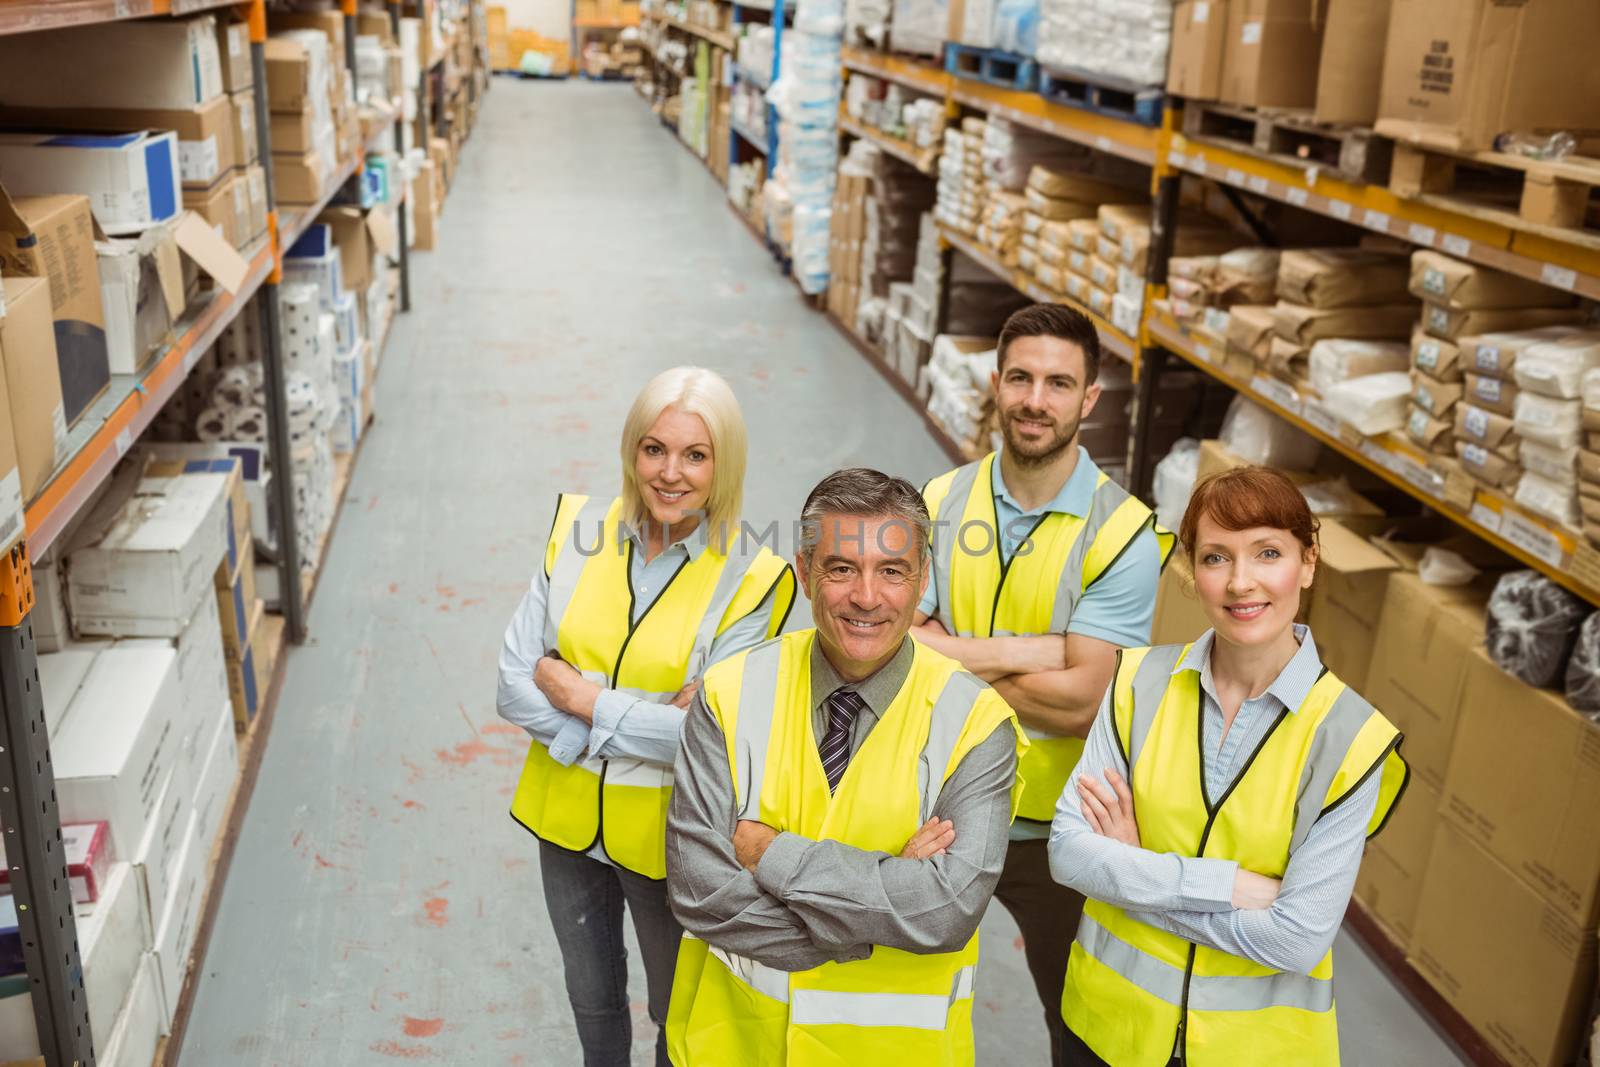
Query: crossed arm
665,693,1018,969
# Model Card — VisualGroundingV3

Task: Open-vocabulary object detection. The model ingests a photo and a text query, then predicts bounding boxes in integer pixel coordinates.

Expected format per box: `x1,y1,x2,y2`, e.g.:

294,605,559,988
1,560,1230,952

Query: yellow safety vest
923,451,1174,823
665,630,1027,1066
1060,643,1410,1066
509,494,795,879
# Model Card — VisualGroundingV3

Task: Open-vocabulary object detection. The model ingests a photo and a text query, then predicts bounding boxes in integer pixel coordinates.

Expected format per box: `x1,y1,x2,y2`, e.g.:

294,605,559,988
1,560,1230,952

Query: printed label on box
1193,1,1209,21
178,137,219,183
1240,20,1261,44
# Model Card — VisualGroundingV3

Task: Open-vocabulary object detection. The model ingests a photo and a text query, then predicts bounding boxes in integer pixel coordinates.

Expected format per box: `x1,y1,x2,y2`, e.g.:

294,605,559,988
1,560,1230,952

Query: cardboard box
269,108,319,155
0,338,19,553
97,224,185,376
318,206,374,293
1219,0,1324,109
0,130,182,235
411,160,438,251
1167,0,1228,101
1305,518,1398,696
102,953,163,1067
217,18,253,93
225,599,268,728
182,171,245,250
1312,0,1391,124
132,760,189,927
1411,821,1596,1067
1354,776,1437,948
0,276,66,501
116,591,227,780
0,190,110,426
1375,0,1600,153
215,553,256,661
37,643,97,736
1151,553,1214,646
0,97,237,191
190,698,238,856
77,862,151,1055
52,646,182,859
270,150,329,206
265,35,330,116
1442,648,1600,927
1275,248,1411,309
151,811,204,1031
1362,572,1486,792
0,16,223,110
230,91,258,168
66,470,231,637
1272,301,1417,345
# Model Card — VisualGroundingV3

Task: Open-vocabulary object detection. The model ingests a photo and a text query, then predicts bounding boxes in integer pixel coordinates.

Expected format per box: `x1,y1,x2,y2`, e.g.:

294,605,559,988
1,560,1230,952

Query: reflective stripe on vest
1075,913,1333,1013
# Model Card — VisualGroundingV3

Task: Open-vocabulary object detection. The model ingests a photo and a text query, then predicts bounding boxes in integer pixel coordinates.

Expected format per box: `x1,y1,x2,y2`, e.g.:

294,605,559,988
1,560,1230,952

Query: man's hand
1232,870,1283,911
1078,769,1140,848
734,820,779,871
670,679,701,710
900,817,955,860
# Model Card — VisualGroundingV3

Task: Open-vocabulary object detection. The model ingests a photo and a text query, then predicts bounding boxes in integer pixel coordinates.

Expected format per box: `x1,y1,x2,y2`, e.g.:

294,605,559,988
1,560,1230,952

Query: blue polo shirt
919,447,1160,648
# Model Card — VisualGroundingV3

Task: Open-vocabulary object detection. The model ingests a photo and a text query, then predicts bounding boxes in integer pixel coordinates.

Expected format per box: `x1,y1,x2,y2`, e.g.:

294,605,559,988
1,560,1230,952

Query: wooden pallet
1181,101,1392,185
944,43,1038,92
1390,142,1600,235
1038,67,1164,127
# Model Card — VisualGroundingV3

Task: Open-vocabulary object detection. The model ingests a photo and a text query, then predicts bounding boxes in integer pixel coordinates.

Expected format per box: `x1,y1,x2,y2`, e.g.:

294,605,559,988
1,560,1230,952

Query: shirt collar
626,522,711,563
810,634,915,722
1174,624,1323,714
991,446,1101,519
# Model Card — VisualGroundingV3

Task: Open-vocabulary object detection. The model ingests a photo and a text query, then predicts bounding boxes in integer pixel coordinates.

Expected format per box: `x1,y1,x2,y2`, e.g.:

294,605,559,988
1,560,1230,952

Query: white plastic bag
1486,570,1588,687
1417,547,1480,587
1218,396,1321,470
1152,438,1200,532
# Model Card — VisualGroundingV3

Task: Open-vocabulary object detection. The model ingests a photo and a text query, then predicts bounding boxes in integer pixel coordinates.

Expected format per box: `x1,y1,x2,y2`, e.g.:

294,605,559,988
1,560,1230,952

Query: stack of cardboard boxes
826,171,868,328
265,27,342,208
1096,204,1238,337
1015,167,1138,304
931,117,985,238
1168,0,1600,156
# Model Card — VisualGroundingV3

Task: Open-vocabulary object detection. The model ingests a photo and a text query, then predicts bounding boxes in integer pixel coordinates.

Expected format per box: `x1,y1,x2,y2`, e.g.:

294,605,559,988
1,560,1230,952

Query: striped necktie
819,688,865,793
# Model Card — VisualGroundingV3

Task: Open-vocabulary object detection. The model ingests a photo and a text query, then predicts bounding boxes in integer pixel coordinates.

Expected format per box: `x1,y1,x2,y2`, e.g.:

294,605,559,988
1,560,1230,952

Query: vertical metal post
343,5,358,78
0,546,93,1067
251,22,308,643
390,0,413,311
1127,167,1182,499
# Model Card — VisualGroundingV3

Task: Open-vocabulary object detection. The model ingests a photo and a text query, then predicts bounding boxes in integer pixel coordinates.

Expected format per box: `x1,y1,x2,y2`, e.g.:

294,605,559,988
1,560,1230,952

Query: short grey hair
799,468,930,561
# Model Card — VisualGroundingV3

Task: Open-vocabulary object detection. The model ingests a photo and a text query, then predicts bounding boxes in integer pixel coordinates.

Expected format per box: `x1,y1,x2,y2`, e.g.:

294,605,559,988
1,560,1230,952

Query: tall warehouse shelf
0,0,483,1060
621,19,1600,1059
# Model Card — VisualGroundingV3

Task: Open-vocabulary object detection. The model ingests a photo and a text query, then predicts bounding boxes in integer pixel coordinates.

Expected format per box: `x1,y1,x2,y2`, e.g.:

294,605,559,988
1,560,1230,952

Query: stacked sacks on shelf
843,75,945,149
1511,333,1600,527
933,120,985,235
1097,203,1236,333
276,284,339,568
1038,0,1172,87
1271,247,1416,399
769,0,844,294
1017,166,1141,298
1583,371,1600,548
1452,330,1564,492
924,336,998,459
1167,247,1279,327
908,213,1028,387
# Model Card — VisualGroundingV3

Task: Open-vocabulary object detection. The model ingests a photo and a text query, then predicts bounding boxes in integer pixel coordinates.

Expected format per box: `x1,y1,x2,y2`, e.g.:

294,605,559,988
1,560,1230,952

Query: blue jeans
539,839,681,1066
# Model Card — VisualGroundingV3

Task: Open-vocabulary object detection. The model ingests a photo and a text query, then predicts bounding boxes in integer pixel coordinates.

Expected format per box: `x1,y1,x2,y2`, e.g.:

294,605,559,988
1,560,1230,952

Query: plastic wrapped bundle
1321,372,1413,436
1218,397,1321,469
1152,438,1199,532
1565,613,1600,715
1037,0,1172,86
887,0,944,55
844,0,890,47
1513,333,1600,399
1486,570,1589,687
982,117,1085,191
992,0,1040,56
1308,340,1409,399
769,24,842,294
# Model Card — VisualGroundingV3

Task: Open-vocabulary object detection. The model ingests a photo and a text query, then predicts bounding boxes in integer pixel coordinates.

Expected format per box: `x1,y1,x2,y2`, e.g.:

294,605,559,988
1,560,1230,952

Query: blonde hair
619,367,747,554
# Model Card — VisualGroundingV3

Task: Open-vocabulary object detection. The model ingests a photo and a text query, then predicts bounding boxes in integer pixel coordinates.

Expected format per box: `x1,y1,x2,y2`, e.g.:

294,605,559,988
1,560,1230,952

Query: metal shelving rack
0,0,427,1059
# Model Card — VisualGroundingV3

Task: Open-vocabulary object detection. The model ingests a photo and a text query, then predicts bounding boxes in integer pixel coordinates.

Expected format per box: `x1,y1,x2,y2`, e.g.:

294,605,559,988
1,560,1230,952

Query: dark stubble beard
1002,406,1080,469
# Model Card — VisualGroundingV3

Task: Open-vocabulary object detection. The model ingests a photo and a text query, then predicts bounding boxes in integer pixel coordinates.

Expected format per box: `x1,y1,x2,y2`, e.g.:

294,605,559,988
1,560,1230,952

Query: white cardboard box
36,644,100,738
67,471,229,637
0,16,223,110
133,763,189,928
30,553,68,653
151,812,205,1031
53,646,182,859
190,698,238,855
78,861,152,1054
102,953,163,1067
118,590,229,773
0,973,40,1060
0,130,183,235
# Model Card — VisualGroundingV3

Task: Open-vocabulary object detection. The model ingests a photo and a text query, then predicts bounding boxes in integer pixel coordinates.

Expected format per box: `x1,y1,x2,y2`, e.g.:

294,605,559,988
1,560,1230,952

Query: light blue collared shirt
919,447,1161,648
1047,625,1383,975
496,525,786,768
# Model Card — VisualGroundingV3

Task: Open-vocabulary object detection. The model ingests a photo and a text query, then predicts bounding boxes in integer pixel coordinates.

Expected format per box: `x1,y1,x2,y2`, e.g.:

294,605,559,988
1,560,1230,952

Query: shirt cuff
1179,856,1239,911
587,688,634,758
547,716,592,766
753,831,812,899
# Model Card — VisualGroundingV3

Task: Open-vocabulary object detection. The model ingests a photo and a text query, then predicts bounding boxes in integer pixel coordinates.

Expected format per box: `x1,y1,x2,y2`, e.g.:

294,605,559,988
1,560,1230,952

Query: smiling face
798,512,929,682
1191,514,1317,648
992,335,1102,468
634,406,713,532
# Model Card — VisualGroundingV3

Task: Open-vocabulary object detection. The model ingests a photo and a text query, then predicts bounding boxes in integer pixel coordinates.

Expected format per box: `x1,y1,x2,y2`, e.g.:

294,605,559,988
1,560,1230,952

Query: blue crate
1038,68,1165,127
944,43,1038,92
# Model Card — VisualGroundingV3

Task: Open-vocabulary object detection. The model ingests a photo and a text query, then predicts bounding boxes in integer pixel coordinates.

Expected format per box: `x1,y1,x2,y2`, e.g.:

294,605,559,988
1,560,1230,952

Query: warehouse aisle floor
180,80,1469,1065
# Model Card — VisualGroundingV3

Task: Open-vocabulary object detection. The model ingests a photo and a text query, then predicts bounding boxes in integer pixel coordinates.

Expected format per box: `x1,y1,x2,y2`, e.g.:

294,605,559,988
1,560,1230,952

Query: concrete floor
180,79,1471,1065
